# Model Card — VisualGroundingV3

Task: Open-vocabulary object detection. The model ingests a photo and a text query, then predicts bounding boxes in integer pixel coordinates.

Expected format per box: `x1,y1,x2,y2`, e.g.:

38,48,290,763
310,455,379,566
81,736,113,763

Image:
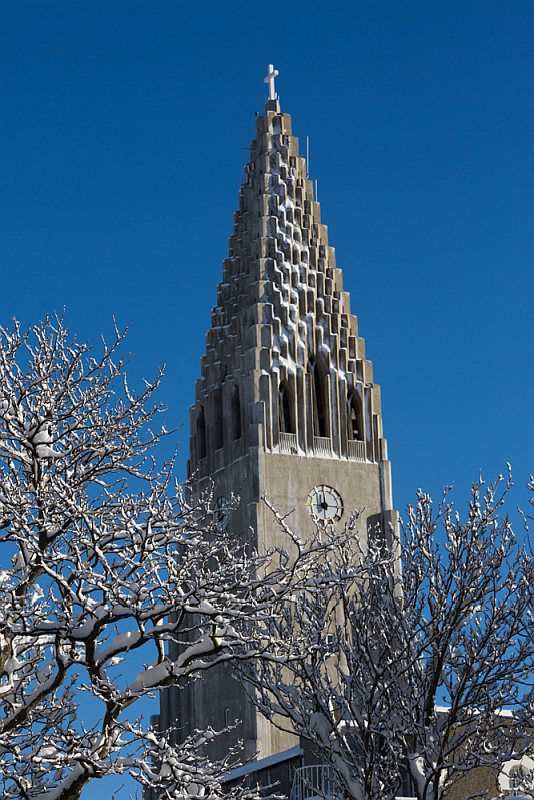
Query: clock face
306,485,343,524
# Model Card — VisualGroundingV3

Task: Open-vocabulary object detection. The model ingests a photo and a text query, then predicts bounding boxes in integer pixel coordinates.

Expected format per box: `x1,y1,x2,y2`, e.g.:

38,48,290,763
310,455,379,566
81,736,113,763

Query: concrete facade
159,94,395,766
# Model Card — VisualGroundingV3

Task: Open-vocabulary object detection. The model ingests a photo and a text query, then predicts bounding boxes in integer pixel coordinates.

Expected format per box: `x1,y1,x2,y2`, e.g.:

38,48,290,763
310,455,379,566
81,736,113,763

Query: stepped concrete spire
189,83,393,493
160,71,396,770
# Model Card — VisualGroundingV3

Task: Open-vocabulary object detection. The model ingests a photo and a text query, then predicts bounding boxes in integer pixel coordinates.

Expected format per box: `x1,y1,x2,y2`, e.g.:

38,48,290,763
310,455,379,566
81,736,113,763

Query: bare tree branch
0,317,334,800
241,475,533,800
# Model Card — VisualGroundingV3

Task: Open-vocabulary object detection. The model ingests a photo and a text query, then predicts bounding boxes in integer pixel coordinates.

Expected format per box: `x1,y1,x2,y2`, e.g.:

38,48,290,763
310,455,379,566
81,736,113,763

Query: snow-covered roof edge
221,745,303,782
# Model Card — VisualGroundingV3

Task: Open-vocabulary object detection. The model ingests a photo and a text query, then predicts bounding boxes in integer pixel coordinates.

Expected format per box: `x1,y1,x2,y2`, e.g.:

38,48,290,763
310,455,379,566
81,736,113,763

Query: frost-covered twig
0,316,336,800
242,475,533,800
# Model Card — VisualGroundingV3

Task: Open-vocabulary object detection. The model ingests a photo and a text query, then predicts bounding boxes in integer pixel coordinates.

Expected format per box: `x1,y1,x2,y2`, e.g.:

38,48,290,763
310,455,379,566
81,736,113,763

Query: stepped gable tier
190,97,389,475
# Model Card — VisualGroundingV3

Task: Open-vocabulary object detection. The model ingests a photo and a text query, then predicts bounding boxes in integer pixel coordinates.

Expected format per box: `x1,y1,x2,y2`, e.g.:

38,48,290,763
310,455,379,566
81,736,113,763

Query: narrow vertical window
196,406,206,460
231,385,241,440
309,359,327,437
347,391,363,441
213,386,223,450
278,381,294,433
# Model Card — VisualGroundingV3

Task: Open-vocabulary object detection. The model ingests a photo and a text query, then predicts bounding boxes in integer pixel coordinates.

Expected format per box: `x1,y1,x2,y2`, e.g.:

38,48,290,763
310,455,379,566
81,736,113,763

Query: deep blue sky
1,2,532,797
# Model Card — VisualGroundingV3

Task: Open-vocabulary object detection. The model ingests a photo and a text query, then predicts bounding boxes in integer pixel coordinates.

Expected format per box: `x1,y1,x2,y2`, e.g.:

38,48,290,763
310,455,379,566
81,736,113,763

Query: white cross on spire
264,64,279,101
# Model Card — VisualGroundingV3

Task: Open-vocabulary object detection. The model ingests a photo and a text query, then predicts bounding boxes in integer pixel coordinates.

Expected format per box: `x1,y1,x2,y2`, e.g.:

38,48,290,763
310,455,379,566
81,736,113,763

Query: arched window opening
347,391,363,441
309,359,328,438
196,407,206,461
213,387,223,450
231,385,241,440
278,382,294,434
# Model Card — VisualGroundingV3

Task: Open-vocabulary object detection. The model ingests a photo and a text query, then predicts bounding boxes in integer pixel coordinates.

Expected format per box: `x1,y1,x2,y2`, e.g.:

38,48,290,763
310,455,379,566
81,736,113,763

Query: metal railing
274,435,374,462
290,765,416,800
346,439,366,461
290,765,340,800
313,436,332,457
279,432,298,454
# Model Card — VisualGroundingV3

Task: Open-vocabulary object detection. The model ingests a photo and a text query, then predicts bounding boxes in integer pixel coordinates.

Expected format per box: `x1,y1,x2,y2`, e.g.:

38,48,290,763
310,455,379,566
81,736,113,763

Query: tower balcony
276,433,367,463
346,439,366,461
279,431,298,454
312,435,332,457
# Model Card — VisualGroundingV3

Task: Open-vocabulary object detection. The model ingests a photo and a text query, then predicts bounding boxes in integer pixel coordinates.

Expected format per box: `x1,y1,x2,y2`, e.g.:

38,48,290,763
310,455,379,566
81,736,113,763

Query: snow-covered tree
0,316,333,800
244,474,533,800
398,475,532,800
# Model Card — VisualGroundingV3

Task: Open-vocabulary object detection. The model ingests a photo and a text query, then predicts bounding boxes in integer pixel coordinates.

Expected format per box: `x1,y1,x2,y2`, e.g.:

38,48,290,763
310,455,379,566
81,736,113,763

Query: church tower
160,66,396,768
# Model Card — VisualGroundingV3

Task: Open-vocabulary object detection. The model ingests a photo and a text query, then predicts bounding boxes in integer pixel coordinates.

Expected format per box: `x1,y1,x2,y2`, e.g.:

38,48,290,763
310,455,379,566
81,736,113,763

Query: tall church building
159,66,396,784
